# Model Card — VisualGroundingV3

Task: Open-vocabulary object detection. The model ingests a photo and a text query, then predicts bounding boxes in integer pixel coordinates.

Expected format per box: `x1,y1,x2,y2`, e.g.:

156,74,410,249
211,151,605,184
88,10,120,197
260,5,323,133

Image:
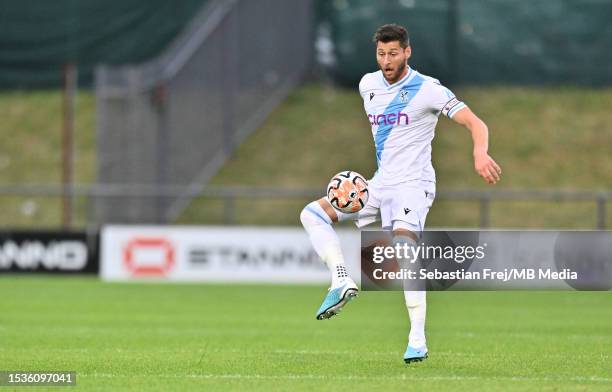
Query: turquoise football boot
404,345,428,363
315,279,358,320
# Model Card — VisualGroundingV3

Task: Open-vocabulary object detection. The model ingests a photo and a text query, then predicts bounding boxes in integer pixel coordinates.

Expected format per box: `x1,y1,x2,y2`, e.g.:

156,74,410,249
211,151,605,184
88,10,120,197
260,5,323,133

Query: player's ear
404,45,412,60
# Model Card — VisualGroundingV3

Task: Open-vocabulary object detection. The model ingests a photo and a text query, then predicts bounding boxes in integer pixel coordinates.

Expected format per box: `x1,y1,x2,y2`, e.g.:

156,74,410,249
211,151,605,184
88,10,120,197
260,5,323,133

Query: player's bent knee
300,200,335,227
317,198,338,222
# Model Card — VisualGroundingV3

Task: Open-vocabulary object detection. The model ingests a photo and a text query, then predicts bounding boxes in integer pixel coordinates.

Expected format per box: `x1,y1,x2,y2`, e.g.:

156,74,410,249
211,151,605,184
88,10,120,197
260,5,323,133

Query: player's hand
474,152,502,184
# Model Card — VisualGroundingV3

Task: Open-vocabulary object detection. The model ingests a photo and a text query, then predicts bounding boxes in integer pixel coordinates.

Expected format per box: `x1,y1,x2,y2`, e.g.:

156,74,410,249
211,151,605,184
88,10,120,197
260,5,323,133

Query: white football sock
404,290,427,348
393,234,427,348
300,201,349,286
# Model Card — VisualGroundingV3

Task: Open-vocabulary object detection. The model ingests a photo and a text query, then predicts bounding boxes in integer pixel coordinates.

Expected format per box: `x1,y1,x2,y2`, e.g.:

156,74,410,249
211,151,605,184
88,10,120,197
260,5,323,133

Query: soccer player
300,24,502,363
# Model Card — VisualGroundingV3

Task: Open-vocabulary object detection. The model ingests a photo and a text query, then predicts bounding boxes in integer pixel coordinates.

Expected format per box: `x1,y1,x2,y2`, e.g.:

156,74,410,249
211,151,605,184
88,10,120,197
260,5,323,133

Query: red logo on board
123,237,175,276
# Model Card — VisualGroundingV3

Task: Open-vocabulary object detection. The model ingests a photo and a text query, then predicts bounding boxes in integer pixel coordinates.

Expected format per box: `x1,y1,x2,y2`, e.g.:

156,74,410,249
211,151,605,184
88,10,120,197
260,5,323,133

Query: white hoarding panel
101,226,360,283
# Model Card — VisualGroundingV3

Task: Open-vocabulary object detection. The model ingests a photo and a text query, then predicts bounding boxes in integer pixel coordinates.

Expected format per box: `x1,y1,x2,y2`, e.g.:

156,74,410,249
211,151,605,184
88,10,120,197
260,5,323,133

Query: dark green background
317,0,612,86
0,0,207,87
1,0,611,88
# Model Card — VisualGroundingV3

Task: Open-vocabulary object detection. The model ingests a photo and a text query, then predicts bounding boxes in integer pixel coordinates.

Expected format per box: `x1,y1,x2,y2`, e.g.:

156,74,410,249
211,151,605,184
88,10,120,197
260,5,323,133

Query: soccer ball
326,171,369,213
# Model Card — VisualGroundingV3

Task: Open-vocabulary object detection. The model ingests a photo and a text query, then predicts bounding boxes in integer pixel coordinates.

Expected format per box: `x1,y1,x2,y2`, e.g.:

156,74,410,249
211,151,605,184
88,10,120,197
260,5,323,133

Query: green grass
206,84,612,190
0,90,95,227
1,85,611,228
177,84,612,228
1,277,611,391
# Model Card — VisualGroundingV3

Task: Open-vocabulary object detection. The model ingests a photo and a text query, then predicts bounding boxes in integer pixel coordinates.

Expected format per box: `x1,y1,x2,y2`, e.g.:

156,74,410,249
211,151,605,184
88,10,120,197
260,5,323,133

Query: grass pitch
1,86,611,228
1,277,611,391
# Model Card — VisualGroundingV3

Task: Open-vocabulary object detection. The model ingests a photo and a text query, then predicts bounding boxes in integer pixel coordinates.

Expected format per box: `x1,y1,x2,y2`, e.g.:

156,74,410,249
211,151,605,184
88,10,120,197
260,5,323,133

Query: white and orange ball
326,171,369,213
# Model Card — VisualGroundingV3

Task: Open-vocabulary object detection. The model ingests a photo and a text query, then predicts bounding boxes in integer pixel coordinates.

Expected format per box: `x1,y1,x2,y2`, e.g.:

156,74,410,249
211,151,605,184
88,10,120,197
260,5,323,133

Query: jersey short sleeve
427,80,467,119
358,74,370,100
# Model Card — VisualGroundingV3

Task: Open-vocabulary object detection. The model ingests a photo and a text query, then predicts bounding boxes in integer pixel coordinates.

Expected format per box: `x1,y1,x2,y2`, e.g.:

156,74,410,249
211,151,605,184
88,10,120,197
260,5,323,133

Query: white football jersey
359,67,466,186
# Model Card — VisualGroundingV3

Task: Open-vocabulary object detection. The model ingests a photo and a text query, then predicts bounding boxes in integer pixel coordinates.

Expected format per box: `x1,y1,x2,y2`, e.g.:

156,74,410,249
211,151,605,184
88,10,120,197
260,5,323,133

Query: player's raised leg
300,198,358,320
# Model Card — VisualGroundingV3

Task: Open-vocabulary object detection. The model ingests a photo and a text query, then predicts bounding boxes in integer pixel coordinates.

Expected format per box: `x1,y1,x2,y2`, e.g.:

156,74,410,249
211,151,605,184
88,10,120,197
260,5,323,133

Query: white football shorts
339,179,436,234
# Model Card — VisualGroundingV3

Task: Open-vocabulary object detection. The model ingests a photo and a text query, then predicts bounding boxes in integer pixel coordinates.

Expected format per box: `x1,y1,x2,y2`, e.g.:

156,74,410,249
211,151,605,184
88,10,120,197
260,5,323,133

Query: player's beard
381,60,407,84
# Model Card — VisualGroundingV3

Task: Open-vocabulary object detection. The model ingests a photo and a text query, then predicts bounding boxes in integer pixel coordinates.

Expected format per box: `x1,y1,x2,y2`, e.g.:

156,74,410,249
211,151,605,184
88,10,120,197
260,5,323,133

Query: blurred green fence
316,0,612,86
0,0,207,87
0,184,609,229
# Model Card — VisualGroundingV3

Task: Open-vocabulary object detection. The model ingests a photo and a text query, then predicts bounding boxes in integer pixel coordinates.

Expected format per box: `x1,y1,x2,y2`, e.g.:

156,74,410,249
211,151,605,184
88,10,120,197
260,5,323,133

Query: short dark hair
373,24,410,48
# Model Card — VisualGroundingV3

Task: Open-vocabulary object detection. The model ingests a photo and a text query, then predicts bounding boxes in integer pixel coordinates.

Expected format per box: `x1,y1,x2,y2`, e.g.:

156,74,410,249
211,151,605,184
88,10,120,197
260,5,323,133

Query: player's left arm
451,107,502,184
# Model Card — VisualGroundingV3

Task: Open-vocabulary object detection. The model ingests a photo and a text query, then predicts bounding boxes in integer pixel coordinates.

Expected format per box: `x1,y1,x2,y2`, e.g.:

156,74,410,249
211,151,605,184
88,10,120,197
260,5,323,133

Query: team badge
400,89,409,103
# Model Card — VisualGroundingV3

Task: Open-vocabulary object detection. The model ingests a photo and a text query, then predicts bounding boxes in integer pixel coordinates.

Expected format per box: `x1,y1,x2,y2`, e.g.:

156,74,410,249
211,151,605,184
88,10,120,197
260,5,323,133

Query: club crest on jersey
369,92,375,101
400,89,410,103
